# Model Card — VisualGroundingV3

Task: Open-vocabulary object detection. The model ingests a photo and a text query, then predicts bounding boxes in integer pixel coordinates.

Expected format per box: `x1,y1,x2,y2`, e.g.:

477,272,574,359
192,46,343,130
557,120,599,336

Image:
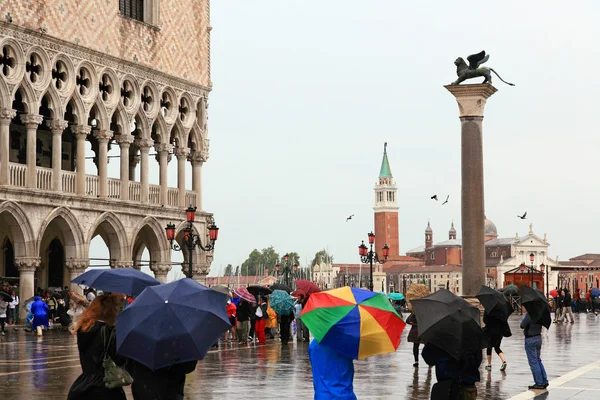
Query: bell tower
374,143,399,259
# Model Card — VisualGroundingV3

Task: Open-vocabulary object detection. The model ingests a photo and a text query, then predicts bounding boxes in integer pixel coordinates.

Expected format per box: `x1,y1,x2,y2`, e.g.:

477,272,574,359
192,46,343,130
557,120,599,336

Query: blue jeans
525,336,548,386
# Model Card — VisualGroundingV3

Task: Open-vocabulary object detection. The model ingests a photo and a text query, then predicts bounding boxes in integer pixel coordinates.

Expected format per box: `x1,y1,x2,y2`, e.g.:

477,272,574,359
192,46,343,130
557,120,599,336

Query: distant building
312,259,339,289
554,254,600,293
205,274,277,290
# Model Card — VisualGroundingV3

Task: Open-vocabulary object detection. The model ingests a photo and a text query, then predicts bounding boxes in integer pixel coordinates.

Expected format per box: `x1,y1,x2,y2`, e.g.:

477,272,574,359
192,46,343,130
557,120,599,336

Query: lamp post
165,206,219,279
529,253,535,287
540,263,547,297
358,231,390,291
276,253,298,287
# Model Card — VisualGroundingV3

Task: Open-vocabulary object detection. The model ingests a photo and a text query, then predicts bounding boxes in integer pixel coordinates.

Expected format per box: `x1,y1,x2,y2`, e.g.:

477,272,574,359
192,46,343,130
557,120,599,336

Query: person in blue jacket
30,296,49,335
308,339,357,400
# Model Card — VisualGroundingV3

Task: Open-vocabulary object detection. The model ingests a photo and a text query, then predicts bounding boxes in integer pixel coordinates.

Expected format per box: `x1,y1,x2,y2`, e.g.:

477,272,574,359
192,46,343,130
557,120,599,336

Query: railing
185,192,197,207
149,184,161,205
9,163,26,187
36,167,53,190
129,181,141,202
85,175,98,197
167,188,179,207
107,178,120,199
62,171,76,193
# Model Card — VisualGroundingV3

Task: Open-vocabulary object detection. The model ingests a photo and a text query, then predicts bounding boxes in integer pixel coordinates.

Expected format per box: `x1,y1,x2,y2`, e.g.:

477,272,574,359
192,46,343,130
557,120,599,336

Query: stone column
47,119,69,191
66,259,89,293
111,260,135,269
72,125,91,195
155,143,173,206
93,130,113,198
188,151,205,210
136,138,154,203
20,114,44,188
445,83,497,297
173,147,190,207
0,109,16,185
15,257,40,322
151,263,172,283
115,134,134,200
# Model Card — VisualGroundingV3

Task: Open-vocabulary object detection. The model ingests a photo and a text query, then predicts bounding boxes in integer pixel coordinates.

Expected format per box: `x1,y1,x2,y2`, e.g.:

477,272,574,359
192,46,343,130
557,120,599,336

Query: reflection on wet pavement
1,313,599,399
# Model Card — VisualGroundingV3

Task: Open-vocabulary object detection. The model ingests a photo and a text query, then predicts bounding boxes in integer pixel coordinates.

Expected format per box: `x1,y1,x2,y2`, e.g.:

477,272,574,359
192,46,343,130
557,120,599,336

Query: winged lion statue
451,51,514,86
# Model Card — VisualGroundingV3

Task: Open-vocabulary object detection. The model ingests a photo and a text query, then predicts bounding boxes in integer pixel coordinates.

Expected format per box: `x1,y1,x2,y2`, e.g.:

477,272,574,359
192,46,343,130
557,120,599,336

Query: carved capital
46,119,69,133
110,260,135,269
200,138,210,162
0,108,17,123
150,263,172,275
173,147,190,159
187,151,205,165
444,84,497,118
66,259,89,273
135,138,154,150
20,114,44,128
15,257,41,272
72,125,92,140
115,134,135,148
93,130,114,143
154,142,173,154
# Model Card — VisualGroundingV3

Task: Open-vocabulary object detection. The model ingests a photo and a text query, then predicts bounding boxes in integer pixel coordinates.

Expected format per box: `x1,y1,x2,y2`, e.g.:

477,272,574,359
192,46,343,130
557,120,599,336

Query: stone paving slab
0,312,599,399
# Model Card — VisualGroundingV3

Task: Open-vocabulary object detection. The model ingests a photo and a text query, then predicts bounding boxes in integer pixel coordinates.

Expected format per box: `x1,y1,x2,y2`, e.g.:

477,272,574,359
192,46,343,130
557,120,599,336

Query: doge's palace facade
0,1,214,318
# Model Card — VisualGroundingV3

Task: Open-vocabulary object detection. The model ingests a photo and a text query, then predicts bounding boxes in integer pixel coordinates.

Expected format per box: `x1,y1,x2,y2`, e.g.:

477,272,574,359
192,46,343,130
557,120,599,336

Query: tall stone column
47,119,69,191
66,259,89,293
188,151,205,210
174,147,190,207
155,143,173,206
129,155,140,181
151,263,172,283
136,138,154,203
445,83,497,297
94,130,113,198
116,134,134,200
72,125,91,195
0,109,16,185
15,257,40,322
21,114,44,188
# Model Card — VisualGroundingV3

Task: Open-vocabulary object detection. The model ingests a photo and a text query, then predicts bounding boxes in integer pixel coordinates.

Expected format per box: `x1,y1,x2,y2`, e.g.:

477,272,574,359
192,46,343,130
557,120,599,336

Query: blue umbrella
388,292,405,301
71,268,161,297
591,287,600,298
115,278,231,370
269,289,295,316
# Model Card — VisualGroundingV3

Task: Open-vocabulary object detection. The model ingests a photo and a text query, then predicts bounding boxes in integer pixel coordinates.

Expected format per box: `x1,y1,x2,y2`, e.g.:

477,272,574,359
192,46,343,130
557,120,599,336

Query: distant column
174,147,190,207
20,114,44,188
94,130,113,198
445,83,497,297
15,257,40,322
151,263,172,283
66,259,89,293
116,134,134,200
188,151,205,210
72,125,92,196
47,119,69,192
0,109,16,185
136,138,154,203
155,143,173,206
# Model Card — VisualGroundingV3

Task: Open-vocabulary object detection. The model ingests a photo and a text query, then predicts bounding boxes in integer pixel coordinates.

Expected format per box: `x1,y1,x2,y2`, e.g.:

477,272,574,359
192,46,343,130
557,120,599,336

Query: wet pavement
1,312,599,399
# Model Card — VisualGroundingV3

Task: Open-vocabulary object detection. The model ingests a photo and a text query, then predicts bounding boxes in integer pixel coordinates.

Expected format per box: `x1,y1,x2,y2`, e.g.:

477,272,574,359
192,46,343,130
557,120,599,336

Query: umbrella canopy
71,268,161,297
211,285,231,296
411,289,484,361
233,288,256,303
388,292,405,301
0,291,12,302
521,286,551,329
291,289,306,298
68,291,88,307
591,288,600,298
269,289,295,316
247,285,272,297
503,284,519,296
295,280,321,296
300,286,406,359
116,278,230,371
269,283,293,293
549,289,559,298
476,285,513,320
405,284,430,301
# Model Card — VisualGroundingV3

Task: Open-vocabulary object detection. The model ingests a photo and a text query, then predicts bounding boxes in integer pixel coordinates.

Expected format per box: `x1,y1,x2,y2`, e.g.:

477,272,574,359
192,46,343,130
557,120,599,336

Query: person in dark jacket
254,297,269,344
127,359,197,400
422,342,482,400
236,300,252,344
406,312,423,367
483,313,510,372
521,312,548,390
68,294,127,400
554,292,565,323
559,289,574,324
279,312,294,345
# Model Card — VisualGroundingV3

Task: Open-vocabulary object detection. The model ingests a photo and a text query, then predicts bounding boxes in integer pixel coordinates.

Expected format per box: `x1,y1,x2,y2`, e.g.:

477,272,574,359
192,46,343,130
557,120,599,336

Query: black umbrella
521,286,551,329
247,285,272,297
476,285,513,320
269,283,293,293
411,289,485,360
0,291,12,302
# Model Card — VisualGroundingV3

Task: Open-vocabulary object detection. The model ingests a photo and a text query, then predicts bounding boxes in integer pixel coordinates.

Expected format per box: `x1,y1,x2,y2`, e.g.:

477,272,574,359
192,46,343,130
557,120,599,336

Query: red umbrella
549,289,559,298
234,287,256,303
295,280,321,296
291,289,306,298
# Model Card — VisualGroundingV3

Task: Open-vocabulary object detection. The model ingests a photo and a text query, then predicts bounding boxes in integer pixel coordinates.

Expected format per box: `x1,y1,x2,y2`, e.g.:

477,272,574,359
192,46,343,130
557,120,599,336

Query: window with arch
430,253,435,260
491,252,498,257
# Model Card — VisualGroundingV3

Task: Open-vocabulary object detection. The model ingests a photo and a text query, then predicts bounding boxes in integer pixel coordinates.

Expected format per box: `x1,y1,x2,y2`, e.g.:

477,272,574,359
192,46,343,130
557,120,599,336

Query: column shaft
136,139,153,204
21,114,43,188
0,109,16,185
116,135,134,200
174,148,189,207
94,130,113,198
47,119,68,191
73,126,91,196
16,258,40,323
156,143,172,206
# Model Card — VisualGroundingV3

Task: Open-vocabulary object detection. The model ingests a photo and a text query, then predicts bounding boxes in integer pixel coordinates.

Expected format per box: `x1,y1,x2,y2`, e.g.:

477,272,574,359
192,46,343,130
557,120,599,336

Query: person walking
265,303,278,340
67,294,128,400
293,297,305,342
520,312,548,390
279,312,294,345
406,310,423,367
254,297,268,345
554,291,565,323
0,299,7,336
8,291,18,325
309,339,357,400
46,292,58,324
30,296,50,336
235,300,251,345
560,289,574,324
483,312,510,371
225,299,237,343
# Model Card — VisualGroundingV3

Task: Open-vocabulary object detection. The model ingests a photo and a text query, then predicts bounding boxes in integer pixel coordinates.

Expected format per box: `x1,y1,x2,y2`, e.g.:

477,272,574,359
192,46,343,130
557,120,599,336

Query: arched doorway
47,238,65,288
3,238,18,277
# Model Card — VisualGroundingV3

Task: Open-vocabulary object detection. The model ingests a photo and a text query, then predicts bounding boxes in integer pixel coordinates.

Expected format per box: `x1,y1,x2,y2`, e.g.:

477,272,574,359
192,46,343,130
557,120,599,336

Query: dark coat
483,314,511,338
128,359,198,400
236,300,252,322
422,342,482,388
67,322,127,400
564,292,573,307
406,313,422,344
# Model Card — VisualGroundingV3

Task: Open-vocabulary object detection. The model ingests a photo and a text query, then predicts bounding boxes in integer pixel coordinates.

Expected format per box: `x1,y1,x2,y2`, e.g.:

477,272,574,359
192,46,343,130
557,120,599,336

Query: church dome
484,217,498,238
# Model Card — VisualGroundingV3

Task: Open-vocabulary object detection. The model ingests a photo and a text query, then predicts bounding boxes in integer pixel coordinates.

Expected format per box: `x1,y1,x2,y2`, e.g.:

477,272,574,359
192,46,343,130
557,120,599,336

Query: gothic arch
66,92,86,125
12,81,37,114
0,201,35,257
134,111,151,139
113,103,131,135
188,125,202,152
0,77,10,109
151,116,168,144
87,212,130,262
171,118,186,148
39,85,64,120
37,207,85,260
131,216,169,266
90,99,110,131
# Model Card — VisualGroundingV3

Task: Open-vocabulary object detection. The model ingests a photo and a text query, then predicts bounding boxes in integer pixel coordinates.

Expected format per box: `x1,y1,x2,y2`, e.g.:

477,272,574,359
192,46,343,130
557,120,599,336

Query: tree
241,246,280,276
312,249,333,266
234,265,240,276
224,264,233,276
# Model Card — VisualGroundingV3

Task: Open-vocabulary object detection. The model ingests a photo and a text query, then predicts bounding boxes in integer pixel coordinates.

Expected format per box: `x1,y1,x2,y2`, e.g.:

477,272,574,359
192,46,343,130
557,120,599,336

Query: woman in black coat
127,359,198,400
68,294,127,400
483,312,511,372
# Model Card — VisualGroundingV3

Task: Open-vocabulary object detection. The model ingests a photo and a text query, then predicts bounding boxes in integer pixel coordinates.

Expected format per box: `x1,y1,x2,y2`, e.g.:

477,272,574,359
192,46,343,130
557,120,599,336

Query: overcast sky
89,1,600,278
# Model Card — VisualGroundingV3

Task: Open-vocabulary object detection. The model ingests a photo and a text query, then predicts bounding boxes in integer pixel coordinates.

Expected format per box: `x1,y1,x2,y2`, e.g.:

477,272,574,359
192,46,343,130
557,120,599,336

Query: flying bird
518,211,527,220
431,195,438,201
442,195,449,205
346,214,354,222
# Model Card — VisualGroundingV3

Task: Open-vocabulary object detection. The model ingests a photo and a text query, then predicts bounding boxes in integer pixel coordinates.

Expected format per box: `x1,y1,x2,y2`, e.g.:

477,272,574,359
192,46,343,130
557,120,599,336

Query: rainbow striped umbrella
300,287,406,359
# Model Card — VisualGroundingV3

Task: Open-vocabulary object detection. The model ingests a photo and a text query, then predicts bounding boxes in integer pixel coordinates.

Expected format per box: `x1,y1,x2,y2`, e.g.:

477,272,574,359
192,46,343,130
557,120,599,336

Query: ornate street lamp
540,263,547,297
278,253,297,287
530,253,535,287
358,232,389,291
165,205,218,279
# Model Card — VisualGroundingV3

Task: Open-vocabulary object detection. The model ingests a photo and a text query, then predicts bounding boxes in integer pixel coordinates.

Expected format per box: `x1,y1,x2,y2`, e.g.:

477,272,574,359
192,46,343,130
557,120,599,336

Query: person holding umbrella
30,296,50,336
521,286,551,390
476,286,512,372
254,296,268,344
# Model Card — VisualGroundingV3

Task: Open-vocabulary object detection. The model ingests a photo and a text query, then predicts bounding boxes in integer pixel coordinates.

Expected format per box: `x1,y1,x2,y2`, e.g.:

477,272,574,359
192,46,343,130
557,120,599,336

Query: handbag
101,325,133,389
255,305,263,319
